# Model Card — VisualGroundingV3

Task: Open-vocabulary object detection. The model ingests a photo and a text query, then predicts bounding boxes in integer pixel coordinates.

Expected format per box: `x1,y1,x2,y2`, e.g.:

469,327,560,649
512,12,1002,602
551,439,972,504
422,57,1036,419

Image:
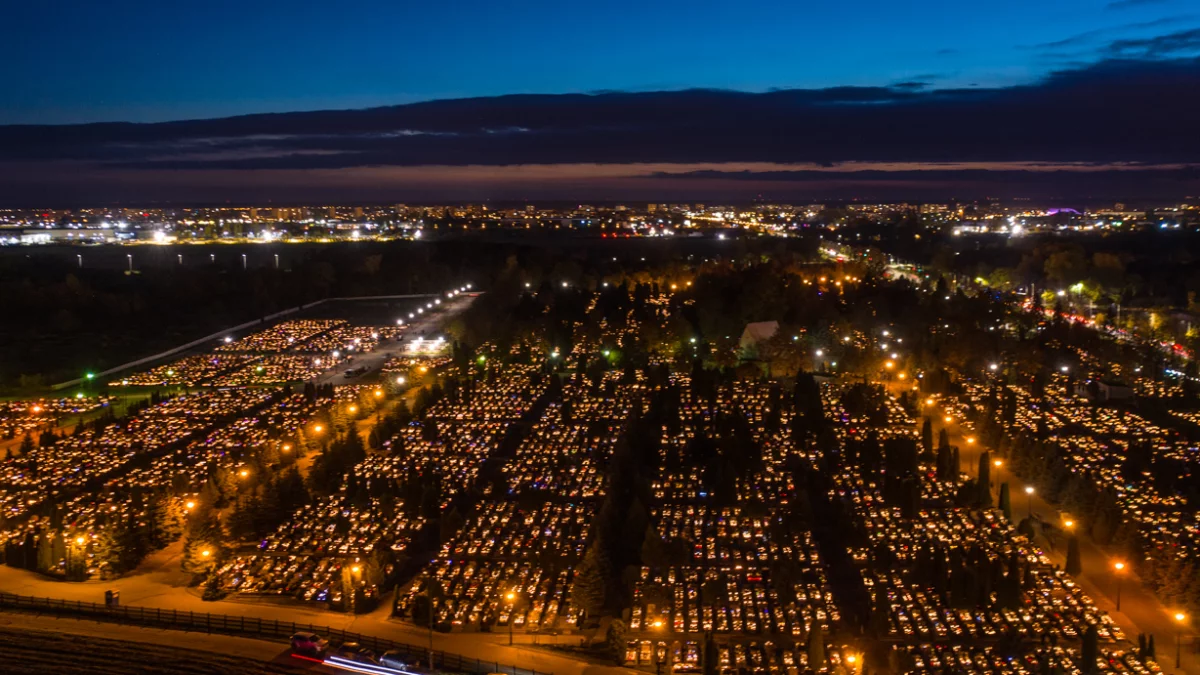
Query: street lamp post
652,620,665,675
1113,562,1125,611
1175,612,1186,669
126,254,133,272
506,591,517,645
1025,486,1035,518
68,535,86,579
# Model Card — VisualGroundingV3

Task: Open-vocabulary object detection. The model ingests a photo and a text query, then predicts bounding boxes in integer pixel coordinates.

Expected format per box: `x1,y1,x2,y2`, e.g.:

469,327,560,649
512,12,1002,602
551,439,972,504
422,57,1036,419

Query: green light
85,372,94,380
477,355,486,363
602,350,610,357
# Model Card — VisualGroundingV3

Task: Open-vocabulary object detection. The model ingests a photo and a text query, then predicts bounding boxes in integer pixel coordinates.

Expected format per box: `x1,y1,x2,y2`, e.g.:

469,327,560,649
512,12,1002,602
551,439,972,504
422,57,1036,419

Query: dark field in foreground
0,625,305,675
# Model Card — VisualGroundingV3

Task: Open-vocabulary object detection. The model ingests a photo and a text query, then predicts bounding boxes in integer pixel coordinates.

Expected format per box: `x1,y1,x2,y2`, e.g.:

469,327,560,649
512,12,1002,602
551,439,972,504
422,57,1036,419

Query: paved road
0,612,332,672
311,294,476,388
931,412,1198,674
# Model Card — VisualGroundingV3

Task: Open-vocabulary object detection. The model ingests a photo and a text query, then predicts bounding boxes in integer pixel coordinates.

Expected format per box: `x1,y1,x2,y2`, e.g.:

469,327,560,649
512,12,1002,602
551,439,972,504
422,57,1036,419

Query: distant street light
1025,486,1035,518
126,254,133,272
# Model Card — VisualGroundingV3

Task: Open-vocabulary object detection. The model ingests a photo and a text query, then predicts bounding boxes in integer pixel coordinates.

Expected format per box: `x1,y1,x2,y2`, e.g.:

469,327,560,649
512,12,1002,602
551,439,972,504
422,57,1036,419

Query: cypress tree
570,542,609,620
806,621,826,670
977,452,992,507
1081,625,1099,674
1065,536,1082,576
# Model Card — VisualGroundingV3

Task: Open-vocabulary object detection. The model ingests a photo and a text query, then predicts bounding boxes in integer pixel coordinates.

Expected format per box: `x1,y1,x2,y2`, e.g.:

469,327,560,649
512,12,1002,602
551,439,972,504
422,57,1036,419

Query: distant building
21,228,116,244
1077,379,1135,402
739,321,780,357
1098,380,1135,401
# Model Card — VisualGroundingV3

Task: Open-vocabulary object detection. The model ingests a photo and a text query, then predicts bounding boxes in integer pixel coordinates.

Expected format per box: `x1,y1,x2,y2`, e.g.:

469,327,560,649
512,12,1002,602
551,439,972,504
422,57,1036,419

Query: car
380,650,411,670
331,642,379,665
290,631,328,656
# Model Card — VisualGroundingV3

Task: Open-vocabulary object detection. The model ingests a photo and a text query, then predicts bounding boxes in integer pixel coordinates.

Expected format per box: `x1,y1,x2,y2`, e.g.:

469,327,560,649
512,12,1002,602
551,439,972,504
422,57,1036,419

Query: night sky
3,0,1200,203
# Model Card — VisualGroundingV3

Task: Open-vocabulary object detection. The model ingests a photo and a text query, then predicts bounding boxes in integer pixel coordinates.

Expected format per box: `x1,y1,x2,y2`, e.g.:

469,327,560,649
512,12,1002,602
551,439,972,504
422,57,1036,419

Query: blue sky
4,0,1198,124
